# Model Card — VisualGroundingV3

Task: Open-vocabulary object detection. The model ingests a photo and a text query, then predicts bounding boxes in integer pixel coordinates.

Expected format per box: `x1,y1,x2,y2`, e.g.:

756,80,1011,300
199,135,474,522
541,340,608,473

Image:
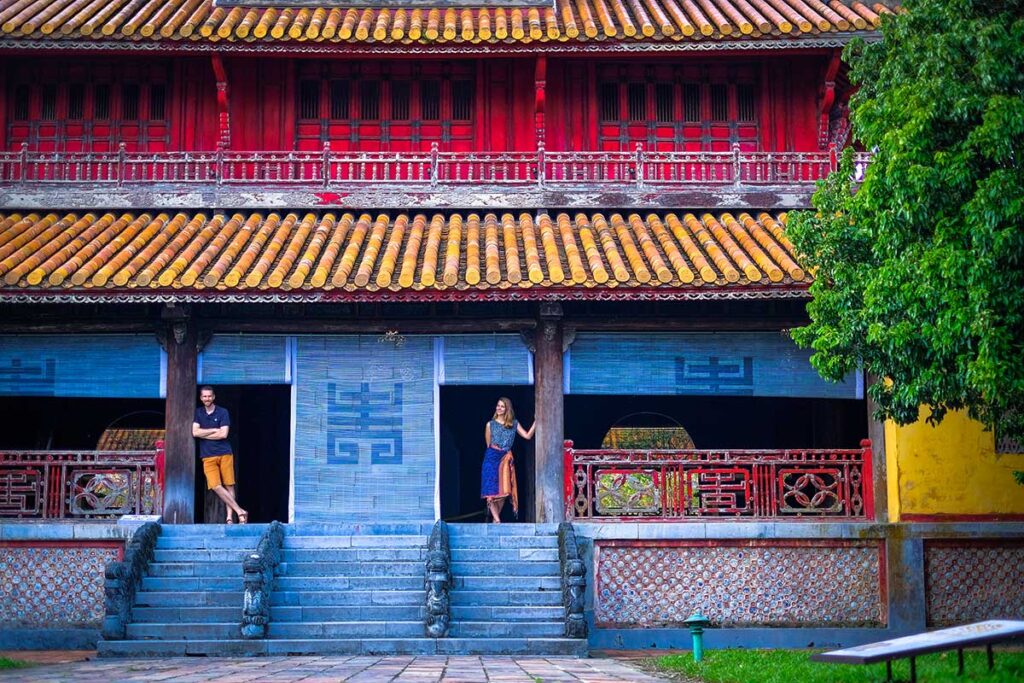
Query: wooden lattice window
6,62,169,152
295,61,476,153
6,62,171,153
597,63,760,152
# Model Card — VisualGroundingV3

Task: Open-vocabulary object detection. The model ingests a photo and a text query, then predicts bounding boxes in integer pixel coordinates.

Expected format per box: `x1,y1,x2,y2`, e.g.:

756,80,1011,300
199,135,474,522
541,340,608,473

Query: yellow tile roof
0,0,897,45
0,210,807,300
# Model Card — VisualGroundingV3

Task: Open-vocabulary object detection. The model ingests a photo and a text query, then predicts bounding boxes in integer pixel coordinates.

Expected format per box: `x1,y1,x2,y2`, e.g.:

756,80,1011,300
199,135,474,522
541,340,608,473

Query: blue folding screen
0,335,163,398
438,334,532,385
293,335,435,522
199,335,291,385
567,332,861,399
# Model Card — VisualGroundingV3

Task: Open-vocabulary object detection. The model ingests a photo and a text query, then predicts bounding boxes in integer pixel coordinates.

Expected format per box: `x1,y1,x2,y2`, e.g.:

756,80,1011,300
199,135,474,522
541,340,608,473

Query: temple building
0,0,1021,657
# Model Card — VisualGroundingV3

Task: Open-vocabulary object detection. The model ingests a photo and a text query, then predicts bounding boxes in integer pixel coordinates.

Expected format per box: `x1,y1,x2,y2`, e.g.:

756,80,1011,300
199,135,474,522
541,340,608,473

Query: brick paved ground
0,655,671,682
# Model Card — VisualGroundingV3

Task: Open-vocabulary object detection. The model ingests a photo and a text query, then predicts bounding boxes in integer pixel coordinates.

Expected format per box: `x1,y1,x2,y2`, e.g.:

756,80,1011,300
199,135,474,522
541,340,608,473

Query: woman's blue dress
481,419,517,498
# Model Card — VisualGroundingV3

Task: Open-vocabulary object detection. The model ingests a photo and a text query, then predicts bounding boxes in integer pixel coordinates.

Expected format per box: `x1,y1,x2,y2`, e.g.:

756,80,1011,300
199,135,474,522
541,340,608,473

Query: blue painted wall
0,335,162,398
567,332,861,399
292,335,436,522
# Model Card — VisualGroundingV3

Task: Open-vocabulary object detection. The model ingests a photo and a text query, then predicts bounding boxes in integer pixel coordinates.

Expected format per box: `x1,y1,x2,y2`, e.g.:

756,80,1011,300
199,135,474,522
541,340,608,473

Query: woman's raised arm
517,421,536,440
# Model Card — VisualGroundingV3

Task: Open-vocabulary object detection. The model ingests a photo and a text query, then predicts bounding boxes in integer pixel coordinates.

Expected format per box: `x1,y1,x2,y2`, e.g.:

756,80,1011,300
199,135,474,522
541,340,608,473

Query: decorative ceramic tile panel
925,542,1024,627
595,540,885,628
0,543,121,627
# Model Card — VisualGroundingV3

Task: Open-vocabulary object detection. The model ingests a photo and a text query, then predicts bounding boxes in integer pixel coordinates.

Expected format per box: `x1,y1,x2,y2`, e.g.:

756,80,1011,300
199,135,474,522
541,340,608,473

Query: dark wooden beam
200,318,537,334
533,303,564,523
162,307,197,524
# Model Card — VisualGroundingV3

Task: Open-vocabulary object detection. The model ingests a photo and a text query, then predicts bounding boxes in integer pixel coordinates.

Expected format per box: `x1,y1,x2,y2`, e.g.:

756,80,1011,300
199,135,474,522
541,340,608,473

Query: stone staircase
98,523,266,656
98,521,586,657
266,523,434,655
445,523,586,655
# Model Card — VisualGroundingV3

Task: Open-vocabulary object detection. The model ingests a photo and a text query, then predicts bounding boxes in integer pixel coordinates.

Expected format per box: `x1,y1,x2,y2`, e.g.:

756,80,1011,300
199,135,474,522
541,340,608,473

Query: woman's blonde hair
492,397,516,428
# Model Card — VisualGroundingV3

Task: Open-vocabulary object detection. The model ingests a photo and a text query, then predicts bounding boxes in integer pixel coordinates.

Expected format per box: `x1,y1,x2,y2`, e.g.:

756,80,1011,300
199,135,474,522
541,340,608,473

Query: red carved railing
0,445,164,520
0,142,871,189
564,439,873,521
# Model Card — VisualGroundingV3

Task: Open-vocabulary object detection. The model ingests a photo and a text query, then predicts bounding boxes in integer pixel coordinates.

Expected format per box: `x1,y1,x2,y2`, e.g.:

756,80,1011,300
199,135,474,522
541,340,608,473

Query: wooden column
161,308,197,524
533,303,564,523
865,372,889,523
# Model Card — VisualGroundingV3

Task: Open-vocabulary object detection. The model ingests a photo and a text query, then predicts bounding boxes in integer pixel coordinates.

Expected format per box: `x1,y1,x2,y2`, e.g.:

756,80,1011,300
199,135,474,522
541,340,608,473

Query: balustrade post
563,440,575,520
430,142,439,187
731,142,741,184
635,143,645,189
322,141,331,187
116,142,126,186
537,142,546,188
828,143,838,174
215,143,225,186
18,142,28,183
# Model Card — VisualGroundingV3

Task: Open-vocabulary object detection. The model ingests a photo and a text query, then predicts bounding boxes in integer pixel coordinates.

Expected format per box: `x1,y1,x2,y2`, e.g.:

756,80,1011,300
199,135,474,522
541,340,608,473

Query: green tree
787,0,1024,453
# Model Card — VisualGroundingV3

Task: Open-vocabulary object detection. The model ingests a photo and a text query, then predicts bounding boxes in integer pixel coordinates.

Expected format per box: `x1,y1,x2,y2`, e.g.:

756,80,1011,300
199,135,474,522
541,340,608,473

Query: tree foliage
787,0,1024,445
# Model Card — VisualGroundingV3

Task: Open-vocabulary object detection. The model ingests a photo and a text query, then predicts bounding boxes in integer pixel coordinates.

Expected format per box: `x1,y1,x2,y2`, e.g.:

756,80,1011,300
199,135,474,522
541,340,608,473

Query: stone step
274,576,421,591
282,548,425,562
153,549,250,563
158,524,268,537
271,605,424,622
437,638,586,656
451,605,564,621
147,562,240,577
283,535,427,549
278,561,422,577
99,637,585,658
268,621,423,639
286,522,436,536
126,622,241,640
156,536,258,550
134,591,244,608
141,576,245,591
450,590,562,607
265,639,440,656
451,561,559,577
271,590,423,607
448,523,559,536
131,606,240,623
449,535,558,549
98,639,270,658
451,547,558,562
448,621,565,638
452,576,560,591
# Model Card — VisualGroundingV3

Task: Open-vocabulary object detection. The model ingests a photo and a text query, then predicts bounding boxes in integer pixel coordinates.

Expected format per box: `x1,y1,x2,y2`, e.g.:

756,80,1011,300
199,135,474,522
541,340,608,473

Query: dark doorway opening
0,396,165,449
193,385,291,524
565,394,868,450
440,385,535,523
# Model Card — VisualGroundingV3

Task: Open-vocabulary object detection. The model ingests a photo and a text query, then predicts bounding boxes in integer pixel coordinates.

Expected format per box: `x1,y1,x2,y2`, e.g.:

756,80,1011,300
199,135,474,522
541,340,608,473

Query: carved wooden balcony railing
563,439,874,522
0,142,871,189
0,445,164,520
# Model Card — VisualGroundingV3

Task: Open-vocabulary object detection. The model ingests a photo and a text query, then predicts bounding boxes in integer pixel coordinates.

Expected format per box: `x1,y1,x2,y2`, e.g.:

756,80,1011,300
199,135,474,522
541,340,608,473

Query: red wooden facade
2,54,832,156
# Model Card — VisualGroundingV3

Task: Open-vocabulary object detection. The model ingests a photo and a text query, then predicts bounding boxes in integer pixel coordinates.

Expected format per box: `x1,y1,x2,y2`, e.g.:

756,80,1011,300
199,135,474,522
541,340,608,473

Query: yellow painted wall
885,409,1024,520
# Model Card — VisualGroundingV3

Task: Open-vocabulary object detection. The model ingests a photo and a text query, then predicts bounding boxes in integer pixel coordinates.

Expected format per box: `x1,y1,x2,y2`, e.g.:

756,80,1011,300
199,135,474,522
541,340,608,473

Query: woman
480,397,535,523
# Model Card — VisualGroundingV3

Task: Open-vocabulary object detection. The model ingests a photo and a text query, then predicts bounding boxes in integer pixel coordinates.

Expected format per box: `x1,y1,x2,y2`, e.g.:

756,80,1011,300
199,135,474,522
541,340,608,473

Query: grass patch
655,649,1024,683
0,657,32,670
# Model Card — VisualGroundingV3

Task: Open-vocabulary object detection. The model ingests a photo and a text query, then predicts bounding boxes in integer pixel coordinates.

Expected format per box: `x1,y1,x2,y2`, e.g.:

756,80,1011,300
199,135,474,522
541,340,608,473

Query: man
193,386,248,524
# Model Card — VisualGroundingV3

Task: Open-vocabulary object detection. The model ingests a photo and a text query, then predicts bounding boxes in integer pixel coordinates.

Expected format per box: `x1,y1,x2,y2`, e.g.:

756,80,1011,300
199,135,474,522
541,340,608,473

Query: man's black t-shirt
194,406,232,458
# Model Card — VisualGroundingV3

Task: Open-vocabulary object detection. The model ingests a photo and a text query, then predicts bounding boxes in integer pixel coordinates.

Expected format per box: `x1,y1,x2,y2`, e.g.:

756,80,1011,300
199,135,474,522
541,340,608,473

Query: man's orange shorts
202,454,236,489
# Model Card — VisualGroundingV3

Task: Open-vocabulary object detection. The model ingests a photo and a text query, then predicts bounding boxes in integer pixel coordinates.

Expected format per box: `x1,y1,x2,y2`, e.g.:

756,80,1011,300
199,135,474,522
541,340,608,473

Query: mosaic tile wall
595,541,885,628
0,543,120,627
294,335,435,522
925,542,1024,626
569,332,861,398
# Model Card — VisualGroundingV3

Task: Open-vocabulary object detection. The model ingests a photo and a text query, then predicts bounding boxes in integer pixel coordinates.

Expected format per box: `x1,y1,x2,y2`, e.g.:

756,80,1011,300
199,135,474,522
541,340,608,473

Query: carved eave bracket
818,49,842,150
